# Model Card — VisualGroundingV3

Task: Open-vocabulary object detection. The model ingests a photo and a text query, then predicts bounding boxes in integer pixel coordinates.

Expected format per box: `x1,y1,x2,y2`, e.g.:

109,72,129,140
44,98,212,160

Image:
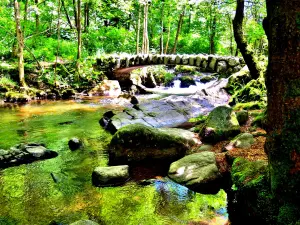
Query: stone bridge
96,54,245,75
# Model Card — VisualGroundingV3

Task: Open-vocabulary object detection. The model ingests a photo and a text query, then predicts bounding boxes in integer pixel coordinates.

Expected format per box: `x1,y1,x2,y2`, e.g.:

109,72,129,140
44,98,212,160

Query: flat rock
70,220,99,225
92,165,129,187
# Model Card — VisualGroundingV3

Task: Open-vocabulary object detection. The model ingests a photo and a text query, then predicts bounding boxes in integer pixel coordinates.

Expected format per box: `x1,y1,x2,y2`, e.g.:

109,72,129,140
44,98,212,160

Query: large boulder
108,123,199,164
168,152,222,193
200,106,240,143
92,165,129,187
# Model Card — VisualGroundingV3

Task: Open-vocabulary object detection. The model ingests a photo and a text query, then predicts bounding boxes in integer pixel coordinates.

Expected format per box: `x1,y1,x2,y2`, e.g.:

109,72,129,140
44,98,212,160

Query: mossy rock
5,91,31,103
233,101,266,111
225,66,251,94
200,105,240,143
200,75,216,83
109,123,195,164
179,76,196,88
224,133,254,151
236,110,249,125
251,110,267,129
168,152,222,193
175,65,198,73
229,77,267,106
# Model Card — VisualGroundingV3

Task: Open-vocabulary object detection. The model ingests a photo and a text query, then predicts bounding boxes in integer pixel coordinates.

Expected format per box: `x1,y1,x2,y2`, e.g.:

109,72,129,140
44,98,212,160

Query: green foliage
0,76,17,92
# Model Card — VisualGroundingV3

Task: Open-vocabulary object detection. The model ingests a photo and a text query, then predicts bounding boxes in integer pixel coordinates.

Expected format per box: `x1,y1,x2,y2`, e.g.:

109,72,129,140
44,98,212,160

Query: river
0,98,228,225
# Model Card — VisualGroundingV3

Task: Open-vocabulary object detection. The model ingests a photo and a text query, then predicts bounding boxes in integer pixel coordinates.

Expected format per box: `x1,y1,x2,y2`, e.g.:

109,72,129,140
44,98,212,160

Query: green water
0,99,227,225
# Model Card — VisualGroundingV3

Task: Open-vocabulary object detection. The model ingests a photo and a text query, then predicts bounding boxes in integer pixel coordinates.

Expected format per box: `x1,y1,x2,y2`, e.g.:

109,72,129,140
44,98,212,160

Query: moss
277,204,300,225
236,110,249,125
230,158,278,224
229,76,267,106
251,110,267,129
200,75,215,83
5,91,31,103
233,101,266,110
175,65,198,73
188,115,207,123
179,76,196,87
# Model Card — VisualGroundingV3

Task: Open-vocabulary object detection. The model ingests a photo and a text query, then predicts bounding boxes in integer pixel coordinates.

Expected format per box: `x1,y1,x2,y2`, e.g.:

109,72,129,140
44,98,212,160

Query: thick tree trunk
142,3,149,54
233,0,260,79
171,5,186,54
62,0,73,29
160,1,164,55
14,0,26,87
136,4,141,54
264,0,300,212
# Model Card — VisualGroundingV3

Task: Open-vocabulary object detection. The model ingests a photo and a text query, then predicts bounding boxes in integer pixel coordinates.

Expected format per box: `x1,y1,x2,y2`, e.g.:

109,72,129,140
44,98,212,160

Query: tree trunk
160,1,164,55
227,13,234,56
54,0,62,82
164,18,171,54
172,4,185,54
35,0,40,31
24,0,28,22
136,4,141,54
142,3,149,54
264,0,300,214
77,0,81,61
209,14,216,54
62,0,73,29
14,0,26,87
233,0,260,79
84,2,90,32
73,0,78,28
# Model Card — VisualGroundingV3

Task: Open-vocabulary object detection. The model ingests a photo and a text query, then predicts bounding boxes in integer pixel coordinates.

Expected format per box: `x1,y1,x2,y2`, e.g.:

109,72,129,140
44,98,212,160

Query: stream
0,86,228,224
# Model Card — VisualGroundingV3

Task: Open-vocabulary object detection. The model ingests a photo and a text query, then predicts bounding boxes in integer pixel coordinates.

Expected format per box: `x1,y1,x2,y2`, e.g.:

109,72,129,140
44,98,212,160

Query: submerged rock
108,123,199,164
168,152,222,193
92,165,129,187
179,76,196,88
200,105,240,143
0,143,58,169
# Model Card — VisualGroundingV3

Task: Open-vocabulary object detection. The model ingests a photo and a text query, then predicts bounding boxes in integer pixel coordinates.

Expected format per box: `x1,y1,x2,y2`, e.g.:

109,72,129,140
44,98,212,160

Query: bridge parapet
96,54,245,75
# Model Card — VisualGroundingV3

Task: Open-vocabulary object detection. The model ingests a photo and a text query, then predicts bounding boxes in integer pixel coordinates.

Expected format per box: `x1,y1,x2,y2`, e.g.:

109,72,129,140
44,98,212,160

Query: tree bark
160,1,164,55
164,18,171,54
209,14,216,54
77,0,81,61
264,0,300,209
136,4,141,54
142,2,149,54
227,13,234,55
62,0,74,29
233,0,260,79
172,4,186,54
73,0,78,28
14,0,26,87
84,2,90,32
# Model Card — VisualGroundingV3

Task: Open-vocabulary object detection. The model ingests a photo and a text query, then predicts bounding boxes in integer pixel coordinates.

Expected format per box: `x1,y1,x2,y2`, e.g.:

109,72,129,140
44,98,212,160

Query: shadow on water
0,99,228,225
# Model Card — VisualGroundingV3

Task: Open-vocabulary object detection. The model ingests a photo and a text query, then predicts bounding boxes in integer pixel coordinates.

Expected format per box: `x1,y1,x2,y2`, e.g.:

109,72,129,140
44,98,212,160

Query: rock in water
168,152,222,194
109,123,199,164
200,105,240,143
70,220,99,225
68,137,83,151
92,165,129,187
